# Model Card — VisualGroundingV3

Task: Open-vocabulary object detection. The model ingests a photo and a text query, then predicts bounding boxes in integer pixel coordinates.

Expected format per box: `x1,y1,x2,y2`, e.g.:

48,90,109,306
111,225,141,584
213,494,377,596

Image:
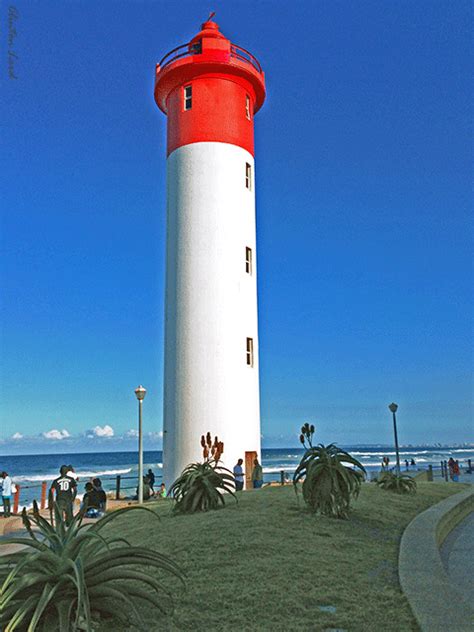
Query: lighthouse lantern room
154,18,266,487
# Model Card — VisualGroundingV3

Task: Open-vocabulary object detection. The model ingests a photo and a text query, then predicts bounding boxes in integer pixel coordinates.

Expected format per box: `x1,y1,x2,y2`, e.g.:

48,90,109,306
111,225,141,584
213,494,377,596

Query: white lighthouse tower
154,18,266,486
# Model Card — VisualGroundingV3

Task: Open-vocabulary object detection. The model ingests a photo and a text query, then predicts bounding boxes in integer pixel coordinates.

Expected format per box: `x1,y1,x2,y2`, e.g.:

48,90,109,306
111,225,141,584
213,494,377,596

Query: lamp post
134,385,147,504
388,402,400,475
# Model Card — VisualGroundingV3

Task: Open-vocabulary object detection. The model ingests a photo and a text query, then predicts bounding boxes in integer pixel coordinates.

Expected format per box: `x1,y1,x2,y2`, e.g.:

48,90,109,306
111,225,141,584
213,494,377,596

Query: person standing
51,465,77,524
233,458,245,491
147,468,156,496
1,472,13,517
251,458,263,489
67,465,79,481
452,460,460,482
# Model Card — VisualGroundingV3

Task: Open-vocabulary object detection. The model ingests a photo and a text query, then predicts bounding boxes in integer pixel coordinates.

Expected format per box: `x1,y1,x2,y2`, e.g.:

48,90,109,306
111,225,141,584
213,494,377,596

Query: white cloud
147,431,163,440
125,429,138,438
86,424,114,438
11,432,24,440
42,429,71,440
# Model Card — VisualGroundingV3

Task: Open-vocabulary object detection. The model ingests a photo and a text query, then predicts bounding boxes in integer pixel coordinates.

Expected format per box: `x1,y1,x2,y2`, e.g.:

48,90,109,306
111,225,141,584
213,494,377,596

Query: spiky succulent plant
294,431,366,519
169,460,236,514
376,471,417,494
0,501,183,631
169,432,235,514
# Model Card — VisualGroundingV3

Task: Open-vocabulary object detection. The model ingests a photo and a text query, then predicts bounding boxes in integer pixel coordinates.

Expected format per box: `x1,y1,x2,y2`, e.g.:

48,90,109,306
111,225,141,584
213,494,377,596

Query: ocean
1,445,473,510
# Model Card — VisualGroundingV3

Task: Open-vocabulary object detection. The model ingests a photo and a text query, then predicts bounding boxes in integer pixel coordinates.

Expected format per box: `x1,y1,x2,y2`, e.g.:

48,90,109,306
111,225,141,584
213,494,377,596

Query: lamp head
135,385,147,401
388,402,398,413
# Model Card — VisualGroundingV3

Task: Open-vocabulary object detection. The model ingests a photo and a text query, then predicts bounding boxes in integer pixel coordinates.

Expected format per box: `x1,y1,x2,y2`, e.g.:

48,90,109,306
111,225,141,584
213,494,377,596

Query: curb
399,487,474,631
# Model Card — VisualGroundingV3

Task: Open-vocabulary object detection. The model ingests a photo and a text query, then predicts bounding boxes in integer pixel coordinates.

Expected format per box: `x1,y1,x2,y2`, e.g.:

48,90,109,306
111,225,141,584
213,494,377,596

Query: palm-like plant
169,432,236,514
293,424,366,519
0,501,184,631
376,471,417,494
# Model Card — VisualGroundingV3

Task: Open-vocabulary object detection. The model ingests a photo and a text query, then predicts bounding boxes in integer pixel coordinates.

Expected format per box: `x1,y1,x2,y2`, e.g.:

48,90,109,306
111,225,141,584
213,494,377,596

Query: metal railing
5,459,472,515
158,39,262,74
230,44,262,73
159,41,201,70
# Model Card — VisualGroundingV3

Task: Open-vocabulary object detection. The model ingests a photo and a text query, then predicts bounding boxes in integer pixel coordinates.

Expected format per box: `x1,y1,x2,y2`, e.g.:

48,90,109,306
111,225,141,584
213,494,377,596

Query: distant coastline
1,442,473,459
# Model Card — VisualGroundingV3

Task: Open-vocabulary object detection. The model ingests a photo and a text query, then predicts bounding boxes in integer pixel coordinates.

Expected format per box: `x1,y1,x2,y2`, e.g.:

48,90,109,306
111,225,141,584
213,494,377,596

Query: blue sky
1,0,472,454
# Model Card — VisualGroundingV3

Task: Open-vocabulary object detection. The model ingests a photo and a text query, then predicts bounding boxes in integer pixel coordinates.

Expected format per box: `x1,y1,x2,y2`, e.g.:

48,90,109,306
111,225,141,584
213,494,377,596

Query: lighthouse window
246,338,254,367
245,247,252,274
246,94,251,120
245,163,252,190
184,85,192,110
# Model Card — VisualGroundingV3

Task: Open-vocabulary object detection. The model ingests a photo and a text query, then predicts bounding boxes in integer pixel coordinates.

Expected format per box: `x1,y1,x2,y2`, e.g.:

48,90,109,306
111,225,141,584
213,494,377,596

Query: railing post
444,460,449,482
40,481,47,510
440,461,444,478
427,465,433,482
280,470,285,485
13,484,21,515
468,459,472,473
115,475,121,500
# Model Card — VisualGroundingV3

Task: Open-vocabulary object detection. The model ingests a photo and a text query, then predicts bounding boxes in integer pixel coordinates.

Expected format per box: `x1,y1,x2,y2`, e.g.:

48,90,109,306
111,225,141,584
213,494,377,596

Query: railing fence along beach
6,460,473,515
7,473,164,515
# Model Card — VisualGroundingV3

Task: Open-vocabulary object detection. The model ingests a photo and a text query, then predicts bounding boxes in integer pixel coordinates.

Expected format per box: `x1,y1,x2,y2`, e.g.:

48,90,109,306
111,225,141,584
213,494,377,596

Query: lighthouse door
245,451,257,490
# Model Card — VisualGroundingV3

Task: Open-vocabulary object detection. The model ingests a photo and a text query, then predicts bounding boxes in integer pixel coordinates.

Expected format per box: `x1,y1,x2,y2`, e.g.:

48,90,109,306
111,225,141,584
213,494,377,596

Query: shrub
169,433,236,514
376,471,417,494
293,424,366,519
0,501,183,631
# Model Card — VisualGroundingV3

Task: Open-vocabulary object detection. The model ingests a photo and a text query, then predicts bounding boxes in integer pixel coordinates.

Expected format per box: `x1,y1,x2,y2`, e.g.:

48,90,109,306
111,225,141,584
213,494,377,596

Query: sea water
1,446,472,510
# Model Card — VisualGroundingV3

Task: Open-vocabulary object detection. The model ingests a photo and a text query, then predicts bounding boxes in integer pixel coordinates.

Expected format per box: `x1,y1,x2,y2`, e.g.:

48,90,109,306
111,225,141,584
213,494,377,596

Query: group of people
448,458,461,482
136,468,167,501
381,457,416,471
50,464,107,522
233,457,263,490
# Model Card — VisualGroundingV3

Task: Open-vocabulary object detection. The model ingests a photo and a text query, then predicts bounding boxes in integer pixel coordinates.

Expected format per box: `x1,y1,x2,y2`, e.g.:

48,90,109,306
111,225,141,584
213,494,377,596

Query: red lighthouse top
154,19,266,157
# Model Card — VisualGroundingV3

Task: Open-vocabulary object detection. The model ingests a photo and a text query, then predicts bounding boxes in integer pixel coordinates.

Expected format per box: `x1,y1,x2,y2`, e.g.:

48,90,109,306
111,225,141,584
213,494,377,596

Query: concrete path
441,511,474,606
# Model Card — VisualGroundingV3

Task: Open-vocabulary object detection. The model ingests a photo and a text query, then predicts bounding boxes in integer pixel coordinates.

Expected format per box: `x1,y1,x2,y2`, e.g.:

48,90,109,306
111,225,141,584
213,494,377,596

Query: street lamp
134,385,147,504
388,402,401,475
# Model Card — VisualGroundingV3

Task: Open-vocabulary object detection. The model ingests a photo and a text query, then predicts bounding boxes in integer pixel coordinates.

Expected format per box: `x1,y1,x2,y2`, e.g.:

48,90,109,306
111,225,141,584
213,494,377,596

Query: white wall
163,141,261,487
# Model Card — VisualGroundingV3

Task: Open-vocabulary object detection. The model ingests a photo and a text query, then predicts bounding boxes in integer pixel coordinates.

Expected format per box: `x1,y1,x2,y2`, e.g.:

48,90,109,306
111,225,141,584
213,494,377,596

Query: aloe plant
169,461,236,514
169,432,236,514
293,424,366,518
376,471,417,494
0,501,183,631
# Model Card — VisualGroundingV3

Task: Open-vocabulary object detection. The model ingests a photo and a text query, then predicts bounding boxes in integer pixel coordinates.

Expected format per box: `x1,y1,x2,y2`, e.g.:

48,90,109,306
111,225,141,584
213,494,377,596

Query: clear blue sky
1,0,472,454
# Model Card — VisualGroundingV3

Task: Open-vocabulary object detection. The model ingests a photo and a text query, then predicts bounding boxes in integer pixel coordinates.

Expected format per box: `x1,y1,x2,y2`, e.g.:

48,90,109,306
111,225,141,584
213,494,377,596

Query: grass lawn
101,481,467,632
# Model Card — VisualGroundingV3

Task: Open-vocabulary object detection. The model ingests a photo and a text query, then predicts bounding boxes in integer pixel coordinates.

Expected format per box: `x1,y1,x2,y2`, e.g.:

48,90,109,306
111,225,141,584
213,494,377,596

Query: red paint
13,484,20,515
40,481,47,510
155,20,266,157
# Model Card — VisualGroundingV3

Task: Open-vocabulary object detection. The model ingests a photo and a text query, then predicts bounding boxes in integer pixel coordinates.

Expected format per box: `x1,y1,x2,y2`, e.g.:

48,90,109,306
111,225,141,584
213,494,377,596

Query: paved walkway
440,510,474,606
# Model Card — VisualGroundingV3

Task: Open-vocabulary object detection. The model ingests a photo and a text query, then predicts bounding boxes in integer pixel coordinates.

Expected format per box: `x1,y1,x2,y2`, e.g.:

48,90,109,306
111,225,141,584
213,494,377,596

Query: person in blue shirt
233,459,245,491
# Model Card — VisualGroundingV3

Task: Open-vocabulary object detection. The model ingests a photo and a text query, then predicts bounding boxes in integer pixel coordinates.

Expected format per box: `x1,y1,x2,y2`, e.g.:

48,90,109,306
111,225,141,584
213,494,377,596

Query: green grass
101,481,467,632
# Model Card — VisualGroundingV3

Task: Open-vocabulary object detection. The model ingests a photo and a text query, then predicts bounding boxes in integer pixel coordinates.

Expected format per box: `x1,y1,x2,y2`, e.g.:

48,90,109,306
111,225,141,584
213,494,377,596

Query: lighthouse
154,18,266,486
